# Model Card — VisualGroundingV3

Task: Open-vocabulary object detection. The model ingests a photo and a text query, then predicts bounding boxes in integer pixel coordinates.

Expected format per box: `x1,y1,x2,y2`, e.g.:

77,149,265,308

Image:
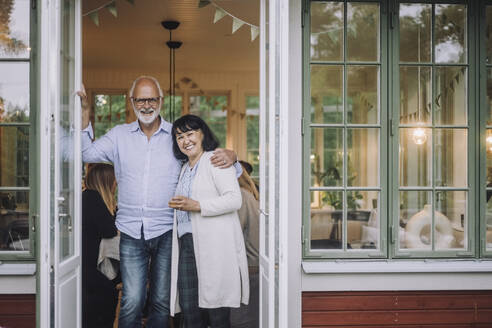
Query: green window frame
303,0,488,259
0,0,38,261
480,0,492,258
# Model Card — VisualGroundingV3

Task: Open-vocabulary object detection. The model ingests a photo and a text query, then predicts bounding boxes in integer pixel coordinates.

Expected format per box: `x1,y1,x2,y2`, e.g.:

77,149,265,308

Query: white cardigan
170,151,249,315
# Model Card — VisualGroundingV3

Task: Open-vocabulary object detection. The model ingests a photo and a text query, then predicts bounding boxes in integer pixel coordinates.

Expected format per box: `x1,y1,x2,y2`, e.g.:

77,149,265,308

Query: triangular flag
214,8,226,23
198,0,211,8
250,26,259,41
89,11,100,26
125,0,135,4
232,17,244,34
106,1,118,18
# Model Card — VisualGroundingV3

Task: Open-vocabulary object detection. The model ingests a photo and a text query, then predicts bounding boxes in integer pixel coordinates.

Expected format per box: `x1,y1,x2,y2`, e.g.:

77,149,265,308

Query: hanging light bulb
412,126,427,145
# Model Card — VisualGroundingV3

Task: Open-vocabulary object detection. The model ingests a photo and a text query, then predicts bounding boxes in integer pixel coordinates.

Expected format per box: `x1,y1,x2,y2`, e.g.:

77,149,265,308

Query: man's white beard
134,107,160,125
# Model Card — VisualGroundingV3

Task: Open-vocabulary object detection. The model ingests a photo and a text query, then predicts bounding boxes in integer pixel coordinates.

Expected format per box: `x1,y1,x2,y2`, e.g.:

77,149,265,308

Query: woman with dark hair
168,114,249,328
82,163,119,328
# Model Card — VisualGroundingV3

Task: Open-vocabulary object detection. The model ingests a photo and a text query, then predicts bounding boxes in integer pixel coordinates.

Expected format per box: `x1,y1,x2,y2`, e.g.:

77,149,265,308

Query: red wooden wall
303,291,492,327
0,294,35,328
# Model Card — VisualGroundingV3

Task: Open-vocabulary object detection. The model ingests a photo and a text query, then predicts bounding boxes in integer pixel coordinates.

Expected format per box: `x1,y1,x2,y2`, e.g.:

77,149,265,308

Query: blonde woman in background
82,163,119,328
231,167,260,328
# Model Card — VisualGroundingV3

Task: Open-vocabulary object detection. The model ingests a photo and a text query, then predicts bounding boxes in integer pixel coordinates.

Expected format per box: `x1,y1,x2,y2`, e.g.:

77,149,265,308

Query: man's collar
129,116,172,134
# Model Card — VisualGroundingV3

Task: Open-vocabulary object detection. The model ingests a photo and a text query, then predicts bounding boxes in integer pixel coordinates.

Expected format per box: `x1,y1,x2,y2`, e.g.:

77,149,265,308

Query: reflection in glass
399,191,431,250
487,7,492,64
435,67,467,125
94,94,127,138
487,130,492,184
310,65,343,124
0,191,29,251
399,128,432,187
399,66,431,125
189,95,228,148
435,129,467,188
0,126,29,187
347,191,379,250
310,2,343,61
311,128,343,187
310,191,343,249
0,0,30,58
347,66,378,124
0,63,29,123
59,0,75,261
399,3,431,63
435,4,467,64
347,3,379,62
487,68,492,126
347,129,379,187
435,191,466,250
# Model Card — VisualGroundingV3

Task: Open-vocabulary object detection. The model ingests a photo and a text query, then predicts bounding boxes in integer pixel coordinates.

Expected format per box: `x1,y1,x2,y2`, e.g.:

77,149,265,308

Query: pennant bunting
250,26,259,41
214,8,226,23
106,1,118,18
198,0,211,8
232,17,244,34
89,11,100,26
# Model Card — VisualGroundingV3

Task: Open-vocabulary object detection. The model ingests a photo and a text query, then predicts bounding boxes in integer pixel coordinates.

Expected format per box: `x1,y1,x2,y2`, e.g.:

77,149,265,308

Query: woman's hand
169,196,201,212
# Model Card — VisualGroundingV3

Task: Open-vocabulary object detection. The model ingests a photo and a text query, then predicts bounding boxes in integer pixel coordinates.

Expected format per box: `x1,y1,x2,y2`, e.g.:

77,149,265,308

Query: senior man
78,76,240,328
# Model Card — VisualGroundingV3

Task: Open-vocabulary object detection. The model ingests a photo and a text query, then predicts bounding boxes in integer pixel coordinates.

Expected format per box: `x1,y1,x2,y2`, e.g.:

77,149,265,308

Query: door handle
259,209,269,217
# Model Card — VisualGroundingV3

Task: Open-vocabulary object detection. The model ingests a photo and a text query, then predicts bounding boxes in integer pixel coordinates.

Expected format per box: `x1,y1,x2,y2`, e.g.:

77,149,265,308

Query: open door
38,0,83,326
259,0,279,326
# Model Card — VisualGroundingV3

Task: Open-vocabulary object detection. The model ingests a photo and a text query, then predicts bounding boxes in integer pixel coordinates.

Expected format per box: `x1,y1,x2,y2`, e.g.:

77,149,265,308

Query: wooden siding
303,291,492,327
0,294,35,328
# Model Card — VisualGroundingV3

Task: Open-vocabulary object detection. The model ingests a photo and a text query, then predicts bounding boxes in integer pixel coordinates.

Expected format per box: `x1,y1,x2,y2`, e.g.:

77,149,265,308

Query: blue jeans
118,230,172,328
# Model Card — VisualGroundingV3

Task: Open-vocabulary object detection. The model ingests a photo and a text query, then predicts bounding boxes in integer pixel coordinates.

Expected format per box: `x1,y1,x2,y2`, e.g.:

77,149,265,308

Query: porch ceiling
82,0,259,73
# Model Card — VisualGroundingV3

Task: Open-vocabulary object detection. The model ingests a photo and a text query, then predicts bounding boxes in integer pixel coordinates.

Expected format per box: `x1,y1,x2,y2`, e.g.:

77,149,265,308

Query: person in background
238,160,259,193
168,114,249,327
231,168,260,328
82,163,119,328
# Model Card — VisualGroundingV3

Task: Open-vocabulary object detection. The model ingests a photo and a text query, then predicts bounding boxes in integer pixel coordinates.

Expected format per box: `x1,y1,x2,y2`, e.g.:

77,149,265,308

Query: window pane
163,95,182,122
311,128,343,187
399,66,431,125
399,128,432,187
347,128,379,187
435,67,467,126
110,95,126,124
435,129,467,188
246,96,259,178
310,65,343,124
94,95,111,137
0,62,29,123
347,3,379,62
487,7,492,63
435,4,467,64
189,95,227,147
310,190,343,250
435,190,466,250
310,2,343,62
486,68,492,126
400,191,432,250
399,4,431,63
487,129,492,183
0,0,30,58
486,186,492,250
0,126,29,187
347,66,378,124
0,191,29,251
347,191,379,250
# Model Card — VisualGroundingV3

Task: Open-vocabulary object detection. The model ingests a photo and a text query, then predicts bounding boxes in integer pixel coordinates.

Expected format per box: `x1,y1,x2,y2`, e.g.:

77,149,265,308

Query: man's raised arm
77,85,115,164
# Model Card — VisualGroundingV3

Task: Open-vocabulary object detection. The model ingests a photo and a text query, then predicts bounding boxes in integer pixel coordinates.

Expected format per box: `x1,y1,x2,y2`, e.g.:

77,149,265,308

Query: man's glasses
132,97,161,107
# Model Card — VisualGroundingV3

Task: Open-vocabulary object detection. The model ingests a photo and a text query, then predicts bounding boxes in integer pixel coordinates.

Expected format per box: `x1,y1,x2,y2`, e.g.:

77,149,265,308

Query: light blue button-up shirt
82,117,181,240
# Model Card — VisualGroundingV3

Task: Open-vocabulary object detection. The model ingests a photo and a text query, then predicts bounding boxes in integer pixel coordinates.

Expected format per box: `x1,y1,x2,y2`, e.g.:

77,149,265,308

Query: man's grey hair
129,76,164,98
